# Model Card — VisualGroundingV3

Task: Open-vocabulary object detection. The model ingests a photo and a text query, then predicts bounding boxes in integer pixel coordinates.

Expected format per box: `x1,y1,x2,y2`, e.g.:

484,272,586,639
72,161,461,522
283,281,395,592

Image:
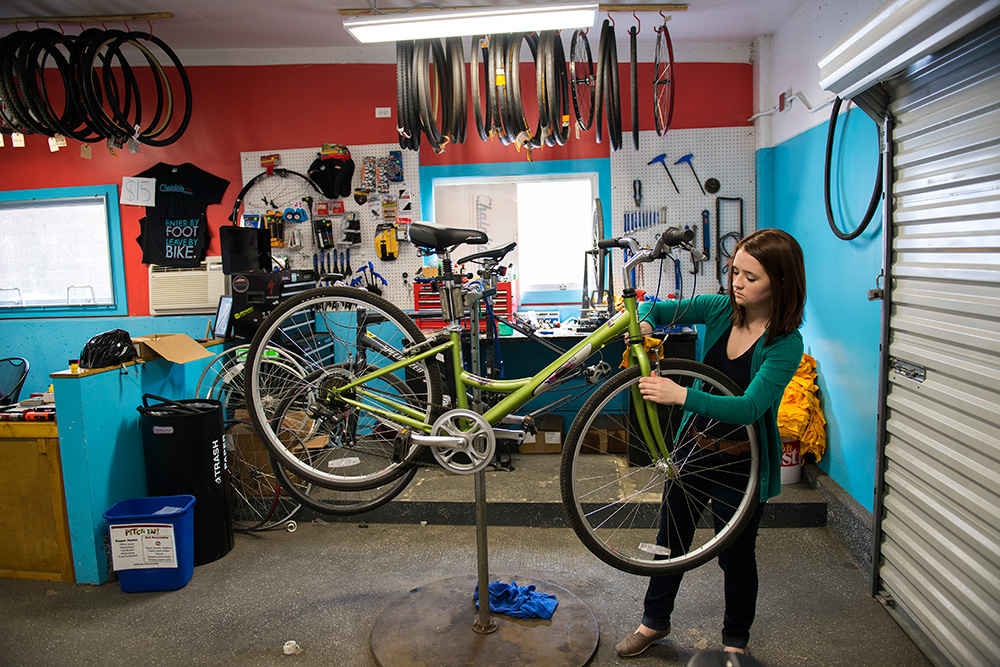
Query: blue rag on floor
473,580,559,619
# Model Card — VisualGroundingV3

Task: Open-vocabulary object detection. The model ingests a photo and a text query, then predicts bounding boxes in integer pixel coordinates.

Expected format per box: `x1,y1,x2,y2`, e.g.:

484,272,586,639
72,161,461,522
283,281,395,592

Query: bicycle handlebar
598,226,695,256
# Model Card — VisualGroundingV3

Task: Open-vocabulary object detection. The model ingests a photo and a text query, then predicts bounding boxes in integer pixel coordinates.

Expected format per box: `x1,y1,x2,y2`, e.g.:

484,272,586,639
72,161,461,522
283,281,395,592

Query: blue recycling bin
103,495,196,593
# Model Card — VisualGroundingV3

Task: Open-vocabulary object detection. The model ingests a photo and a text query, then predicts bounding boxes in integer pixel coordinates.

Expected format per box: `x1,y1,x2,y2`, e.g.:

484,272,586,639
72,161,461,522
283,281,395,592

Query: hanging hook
607,12,614,28
632,12,640,34
147,19,154,37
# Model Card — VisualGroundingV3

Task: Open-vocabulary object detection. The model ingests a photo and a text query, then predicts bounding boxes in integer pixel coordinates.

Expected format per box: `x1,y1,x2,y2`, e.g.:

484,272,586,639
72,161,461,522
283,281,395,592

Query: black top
693,326,754,441
133,162,229,266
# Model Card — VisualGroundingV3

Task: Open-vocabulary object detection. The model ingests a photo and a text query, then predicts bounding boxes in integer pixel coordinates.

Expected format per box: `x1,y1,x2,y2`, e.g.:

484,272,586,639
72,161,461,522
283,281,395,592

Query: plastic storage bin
103,495,196,593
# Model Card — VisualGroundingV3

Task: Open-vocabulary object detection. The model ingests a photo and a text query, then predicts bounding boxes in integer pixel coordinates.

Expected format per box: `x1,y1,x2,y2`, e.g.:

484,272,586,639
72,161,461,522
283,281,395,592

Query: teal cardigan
638,294,803,501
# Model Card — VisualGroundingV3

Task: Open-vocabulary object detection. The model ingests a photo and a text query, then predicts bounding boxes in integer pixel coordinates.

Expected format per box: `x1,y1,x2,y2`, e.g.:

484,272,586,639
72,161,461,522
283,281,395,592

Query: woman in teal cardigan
615,228,806,658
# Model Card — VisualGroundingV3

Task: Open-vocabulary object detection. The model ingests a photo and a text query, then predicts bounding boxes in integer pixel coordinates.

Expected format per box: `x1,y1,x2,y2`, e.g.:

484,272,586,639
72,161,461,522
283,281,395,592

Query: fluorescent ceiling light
343,3,599,43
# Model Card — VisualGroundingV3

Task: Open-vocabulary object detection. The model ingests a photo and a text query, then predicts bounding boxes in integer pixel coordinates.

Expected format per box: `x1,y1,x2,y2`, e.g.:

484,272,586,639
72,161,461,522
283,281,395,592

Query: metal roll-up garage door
878,18,1000,667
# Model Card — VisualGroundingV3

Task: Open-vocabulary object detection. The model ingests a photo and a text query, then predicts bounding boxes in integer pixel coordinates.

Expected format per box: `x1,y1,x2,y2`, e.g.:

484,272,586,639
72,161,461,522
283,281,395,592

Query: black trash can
137,394,234,566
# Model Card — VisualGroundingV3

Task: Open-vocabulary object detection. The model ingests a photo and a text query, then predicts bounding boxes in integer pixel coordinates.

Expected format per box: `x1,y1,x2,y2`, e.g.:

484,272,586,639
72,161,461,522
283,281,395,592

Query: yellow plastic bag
777,354,827,461
620,336,664,369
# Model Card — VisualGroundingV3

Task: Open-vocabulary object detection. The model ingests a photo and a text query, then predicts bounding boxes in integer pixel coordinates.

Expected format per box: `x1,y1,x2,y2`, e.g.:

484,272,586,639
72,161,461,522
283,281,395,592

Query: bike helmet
79,329,139,369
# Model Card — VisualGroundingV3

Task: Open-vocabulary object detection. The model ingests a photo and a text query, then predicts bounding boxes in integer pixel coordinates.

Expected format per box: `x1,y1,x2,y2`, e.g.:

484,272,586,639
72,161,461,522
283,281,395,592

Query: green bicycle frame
332,291,670,462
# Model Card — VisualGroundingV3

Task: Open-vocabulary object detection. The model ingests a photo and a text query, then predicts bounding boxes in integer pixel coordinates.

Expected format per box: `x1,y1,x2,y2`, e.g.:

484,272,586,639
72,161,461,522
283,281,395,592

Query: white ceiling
0,0,806,64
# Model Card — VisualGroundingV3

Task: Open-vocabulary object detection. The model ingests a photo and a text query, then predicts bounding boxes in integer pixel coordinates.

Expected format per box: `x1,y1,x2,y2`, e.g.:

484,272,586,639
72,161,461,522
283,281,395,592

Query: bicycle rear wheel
267,369,416,516
560,361,760,576
244,286,442,491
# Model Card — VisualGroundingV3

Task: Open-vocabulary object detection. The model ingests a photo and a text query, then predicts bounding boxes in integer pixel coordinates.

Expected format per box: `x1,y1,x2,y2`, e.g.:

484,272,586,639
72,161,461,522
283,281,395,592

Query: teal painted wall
0,315,214,398
758,108,884,512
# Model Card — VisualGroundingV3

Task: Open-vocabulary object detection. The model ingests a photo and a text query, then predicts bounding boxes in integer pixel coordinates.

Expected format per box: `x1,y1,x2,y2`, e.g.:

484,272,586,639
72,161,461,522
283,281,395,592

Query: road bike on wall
243,221,760,576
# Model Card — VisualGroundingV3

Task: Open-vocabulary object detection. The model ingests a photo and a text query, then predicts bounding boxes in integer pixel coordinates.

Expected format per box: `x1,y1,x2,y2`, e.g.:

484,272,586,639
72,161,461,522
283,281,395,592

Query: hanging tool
345,248,353,275
675,153,706,195
647,154,680,194
701,209,711,264
632,179,642,207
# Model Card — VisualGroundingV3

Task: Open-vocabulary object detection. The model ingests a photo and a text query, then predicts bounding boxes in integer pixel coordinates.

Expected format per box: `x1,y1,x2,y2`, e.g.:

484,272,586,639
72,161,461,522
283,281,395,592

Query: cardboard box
520,414,563,454
131,334,213,364
581,414,629,453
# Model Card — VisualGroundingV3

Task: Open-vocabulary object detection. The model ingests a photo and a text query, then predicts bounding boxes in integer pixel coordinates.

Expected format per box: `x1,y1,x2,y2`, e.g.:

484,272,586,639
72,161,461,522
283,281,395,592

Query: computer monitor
220,225,271,274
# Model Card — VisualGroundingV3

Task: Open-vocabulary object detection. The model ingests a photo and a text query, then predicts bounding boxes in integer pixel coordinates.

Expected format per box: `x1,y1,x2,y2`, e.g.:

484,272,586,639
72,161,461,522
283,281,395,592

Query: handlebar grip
597,238,622,249
662,227,695,247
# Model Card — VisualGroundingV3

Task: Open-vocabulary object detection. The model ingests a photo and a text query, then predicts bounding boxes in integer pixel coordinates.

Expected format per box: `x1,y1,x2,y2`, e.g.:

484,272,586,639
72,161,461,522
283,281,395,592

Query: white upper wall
760,0,886,148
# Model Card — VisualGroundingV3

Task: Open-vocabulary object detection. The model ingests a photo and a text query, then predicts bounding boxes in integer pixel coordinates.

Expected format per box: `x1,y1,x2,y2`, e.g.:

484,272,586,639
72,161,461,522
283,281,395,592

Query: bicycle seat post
436,249,467,328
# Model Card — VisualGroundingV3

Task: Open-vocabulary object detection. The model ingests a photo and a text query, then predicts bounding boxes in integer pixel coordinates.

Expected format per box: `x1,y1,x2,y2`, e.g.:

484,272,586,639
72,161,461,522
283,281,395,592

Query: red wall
1,60,749,315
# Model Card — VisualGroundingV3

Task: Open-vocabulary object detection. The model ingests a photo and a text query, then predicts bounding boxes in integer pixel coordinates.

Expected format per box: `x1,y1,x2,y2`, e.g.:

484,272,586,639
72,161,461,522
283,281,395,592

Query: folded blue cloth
473,580,559,619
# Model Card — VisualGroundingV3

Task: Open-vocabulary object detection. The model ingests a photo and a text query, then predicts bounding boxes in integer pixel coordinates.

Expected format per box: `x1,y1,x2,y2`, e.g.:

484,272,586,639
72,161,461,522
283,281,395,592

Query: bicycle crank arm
409,433,466,449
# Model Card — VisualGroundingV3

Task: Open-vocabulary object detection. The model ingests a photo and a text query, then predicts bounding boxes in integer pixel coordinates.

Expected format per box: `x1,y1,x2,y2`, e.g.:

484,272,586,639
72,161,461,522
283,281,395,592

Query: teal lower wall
757,108,883,512
0,315,215,398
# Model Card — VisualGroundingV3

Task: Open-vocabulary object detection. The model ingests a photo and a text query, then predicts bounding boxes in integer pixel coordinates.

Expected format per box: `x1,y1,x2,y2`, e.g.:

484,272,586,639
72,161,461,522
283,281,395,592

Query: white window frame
432,173,599,294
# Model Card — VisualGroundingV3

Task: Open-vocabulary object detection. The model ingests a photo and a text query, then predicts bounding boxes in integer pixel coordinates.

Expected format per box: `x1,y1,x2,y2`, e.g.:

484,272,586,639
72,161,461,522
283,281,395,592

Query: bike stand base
370,574,598,667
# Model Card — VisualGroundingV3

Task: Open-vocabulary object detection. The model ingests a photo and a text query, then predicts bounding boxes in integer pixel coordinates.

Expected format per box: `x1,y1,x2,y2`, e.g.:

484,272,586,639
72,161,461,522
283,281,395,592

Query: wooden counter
0,421,75,583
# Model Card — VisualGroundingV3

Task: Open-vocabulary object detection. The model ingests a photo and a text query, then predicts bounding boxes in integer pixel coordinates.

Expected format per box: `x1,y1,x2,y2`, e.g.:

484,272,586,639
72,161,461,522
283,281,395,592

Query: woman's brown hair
729,228,806,345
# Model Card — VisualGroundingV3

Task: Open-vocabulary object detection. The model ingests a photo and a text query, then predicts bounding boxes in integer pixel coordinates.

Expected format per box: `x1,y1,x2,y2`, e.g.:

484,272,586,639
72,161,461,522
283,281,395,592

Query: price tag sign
121,177,156,207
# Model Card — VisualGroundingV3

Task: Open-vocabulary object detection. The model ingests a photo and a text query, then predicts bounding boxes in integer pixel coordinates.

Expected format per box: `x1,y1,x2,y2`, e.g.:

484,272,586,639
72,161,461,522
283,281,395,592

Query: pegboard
239,144,423,310
607,127,756,300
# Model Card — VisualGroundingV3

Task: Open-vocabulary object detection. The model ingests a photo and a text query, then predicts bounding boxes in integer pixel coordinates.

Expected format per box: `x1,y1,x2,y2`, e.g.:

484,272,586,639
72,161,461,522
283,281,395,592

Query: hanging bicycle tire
560,361,760,576
504,32,543,149
824,96,883,241
547,30,571,146
469,35,493,142
653,20,676,136
569,28,594,132
605,22,622,151
413,38,447,152
630,25,639,150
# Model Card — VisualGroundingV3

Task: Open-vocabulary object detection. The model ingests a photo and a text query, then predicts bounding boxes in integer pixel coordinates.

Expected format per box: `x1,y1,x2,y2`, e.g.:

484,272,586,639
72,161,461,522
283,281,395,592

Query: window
432,174,598,293
0,185,128,317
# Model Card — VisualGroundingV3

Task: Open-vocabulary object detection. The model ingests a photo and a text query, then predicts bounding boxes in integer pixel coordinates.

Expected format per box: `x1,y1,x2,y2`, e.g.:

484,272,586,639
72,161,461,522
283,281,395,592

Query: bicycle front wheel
560,361,760,576
245,286,443,491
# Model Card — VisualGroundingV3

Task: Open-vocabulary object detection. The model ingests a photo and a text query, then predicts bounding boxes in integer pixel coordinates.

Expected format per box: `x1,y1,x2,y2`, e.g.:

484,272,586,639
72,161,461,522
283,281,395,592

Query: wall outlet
375,107,391,118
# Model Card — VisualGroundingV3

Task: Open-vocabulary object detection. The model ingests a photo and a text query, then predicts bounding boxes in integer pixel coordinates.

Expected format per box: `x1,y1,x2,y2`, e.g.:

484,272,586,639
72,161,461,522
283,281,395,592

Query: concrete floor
0,517,930,666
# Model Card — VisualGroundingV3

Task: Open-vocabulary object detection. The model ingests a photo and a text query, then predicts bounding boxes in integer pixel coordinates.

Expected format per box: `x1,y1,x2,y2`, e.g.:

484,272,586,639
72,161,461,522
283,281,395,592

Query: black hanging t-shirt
137,215,211,267
134,162,230,266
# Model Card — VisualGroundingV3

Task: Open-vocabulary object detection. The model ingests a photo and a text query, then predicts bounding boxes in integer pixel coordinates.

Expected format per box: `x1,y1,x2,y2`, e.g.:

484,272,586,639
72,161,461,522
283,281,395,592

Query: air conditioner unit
148,257,227,315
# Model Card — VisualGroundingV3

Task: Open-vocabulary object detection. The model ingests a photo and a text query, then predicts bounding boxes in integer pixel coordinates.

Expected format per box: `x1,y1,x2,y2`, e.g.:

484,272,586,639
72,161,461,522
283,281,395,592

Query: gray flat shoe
614,627,671,657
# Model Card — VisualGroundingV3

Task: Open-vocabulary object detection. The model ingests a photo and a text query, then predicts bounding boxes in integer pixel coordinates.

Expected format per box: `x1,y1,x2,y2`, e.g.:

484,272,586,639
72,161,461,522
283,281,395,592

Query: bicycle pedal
393,428,412,463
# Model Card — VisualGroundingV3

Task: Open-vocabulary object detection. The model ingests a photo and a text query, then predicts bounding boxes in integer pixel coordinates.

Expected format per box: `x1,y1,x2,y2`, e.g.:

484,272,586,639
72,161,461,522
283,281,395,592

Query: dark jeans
641,450,766,650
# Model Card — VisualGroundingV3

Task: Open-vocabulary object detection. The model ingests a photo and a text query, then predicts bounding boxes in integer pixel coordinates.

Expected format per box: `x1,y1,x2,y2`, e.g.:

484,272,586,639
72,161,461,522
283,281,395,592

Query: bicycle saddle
458,242,516,264
408,222,489,251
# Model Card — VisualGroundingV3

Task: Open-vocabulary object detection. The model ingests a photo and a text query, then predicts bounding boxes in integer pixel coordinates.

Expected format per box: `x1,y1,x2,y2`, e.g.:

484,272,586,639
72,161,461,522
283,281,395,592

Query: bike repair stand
370,293,598,666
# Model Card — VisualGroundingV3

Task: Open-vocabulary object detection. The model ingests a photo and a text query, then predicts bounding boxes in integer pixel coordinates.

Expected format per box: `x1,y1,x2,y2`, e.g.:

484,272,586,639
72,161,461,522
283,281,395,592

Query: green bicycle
244,222,760,576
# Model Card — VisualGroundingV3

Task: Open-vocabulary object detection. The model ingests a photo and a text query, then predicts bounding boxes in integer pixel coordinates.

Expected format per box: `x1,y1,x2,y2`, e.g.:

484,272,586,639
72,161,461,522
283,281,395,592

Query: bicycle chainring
429,408,496,475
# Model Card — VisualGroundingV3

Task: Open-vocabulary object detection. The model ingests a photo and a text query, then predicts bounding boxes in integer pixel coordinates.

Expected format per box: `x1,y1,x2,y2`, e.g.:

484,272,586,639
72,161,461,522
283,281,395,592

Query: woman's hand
638,372,687,405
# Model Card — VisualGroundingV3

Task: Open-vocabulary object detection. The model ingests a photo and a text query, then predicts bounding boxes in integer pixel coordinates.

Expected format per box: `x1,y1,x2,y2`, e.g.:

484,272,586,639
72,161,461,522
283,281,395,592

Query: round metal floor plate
371,574,599,667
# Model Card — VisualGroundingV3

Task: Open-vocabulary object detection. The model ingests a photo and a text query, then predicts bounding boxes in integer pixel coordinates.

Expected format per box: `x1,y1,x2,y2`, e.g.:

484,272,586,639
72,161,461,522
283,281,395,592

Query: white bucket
780,438,801,484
